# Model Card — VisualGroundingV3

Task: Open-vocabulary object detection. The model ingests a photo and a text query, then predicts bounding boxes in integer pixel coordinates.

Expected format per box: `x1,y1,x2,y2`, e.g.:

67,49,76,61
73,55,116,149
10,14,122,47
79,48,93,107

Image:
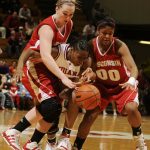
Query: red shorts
22,60,63,103
22,65,36,99
98,88,139,113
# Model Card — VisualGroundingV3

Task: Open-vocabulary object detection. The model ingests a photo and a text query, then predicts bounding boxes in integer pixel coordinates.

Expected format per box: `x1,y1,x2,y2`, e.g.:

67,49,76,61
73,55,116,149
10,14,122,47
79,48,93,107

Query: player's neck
53,14,65,29
98,40,114,53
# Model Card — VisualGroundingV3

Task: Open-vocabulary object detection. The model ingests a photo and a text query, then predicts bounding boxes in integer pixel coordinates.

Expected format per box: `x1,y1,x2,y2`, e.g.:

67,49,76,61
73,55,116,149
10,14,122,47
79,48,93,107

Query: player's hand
14,69,23,82
119,82,135,90
61,77,76,89
81,67,93,76
81,68,96,83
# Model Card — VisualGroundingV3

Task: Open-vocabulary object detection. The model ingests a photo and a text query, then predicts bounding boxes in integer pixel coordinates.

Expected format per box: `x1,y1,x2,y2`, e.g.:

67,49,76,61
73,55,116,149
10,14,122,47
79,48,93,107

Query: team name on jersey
59,67,78,76
97,60,121,67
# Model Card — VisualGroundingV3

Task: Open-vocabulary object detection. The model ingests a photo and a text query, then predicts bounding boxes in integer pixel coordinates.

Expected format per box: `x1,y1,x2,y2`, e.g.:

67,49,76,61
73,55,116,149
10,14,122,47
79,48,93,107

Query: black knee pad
36,97,62,123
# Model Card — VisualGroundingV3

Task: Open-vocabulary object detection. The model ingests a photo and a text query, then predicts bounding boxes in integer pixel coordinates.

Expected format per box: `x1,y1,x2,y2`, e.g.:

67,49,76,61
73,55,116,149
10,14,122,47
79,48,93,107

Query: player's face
71,51,89,66
56,4,75,26
98,26,114,46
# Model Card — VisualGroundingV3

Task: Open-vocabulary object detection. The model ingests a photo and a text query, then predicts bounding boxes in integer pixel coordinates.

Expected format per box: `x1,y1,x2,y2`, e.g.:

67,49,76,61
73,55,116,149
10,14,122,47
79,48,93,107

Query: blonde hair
56,0,79,9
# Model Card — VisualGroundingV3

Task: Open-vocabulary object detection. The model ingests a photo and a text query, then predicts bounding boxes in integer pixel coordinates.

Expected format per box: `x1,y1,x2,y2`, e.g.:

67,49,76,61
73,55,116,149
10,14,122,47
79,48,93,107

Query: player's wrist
60,75,68,81
127,77,136,86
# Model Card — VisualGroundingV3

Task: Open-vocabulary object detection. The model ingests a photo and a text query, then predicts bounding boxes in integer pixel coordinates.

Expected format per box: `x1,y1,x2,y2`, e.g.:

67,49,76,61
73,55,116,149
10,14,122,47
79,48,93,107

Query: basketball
72,84,101,110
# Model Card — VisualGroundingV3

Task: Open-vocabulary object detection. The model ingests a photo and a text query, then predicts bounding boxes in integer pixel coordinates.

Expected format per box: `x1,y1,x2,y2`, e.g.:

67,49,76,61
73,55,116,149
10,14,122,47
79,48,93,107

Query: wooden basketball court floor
0,109,150,150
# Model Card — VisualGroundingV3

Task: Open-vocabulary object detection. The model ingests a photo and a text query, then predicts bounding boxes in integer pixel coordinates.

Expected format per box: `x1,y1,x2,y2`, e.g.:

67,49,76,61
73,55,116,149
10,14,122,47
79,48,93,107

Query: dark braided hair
70,39,89,53
97,17,116,30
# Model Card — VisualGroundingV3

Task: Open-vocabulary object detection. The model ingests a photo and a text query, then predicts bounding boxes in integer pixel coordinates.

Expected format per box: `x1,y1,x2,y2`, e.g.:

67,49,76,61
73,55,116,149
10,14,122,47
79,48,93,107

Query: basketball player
46,19,147,150
65,17,146,150
2,0,78,149
2,38,92,150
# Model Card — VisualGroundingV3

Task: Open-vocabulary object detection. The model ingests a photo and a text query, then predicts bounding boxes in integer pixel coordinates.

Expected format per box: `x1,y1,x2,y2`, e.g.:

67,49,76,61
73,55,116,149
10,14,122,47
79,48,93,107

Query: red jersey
92,37,130,95
25,15,73,50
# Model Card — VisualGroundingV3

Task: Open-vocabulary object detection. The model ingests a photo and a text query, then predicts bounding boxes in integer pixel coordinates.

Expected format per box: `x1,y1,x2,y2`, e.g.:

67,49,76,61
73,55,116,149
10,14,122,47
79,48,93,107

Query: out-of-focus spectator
2,11,20,37
9,78,20,109
0,60,10,74
9,61,17,76
82,21,95,40
9,0,21,13
18,26,27,51
1,75,16,110
0,12,8,38
6,30,19,58
0,27,6,39
0,48,3,55
18,4,31,27
25,17,35,39
17,82,33,110
0,75,6,110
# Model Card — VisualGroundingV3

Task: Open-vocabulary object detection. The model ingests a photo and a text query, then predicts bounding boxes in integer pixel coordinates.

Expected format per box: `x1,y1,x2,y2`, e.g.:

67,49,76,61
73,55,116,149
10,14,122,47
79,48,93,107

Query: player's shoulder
114,38,126,50
115,38,127,46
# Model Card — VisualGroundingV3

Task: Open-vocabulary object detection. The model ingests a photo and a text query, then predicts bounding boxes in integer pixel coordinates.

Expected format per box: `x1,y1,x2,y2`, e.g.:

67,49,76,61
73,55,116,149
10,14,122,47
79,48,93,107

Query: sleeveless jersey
92,37,130,94
23,44,81,101
55,44,80,78
25,15,73,50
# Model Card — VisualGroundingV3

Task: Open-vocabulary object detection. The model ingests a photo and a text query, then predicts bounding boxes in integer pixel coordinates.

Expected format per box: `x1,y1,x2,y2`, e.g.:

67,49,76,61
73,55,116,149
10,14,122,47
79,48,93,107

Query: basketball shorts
99,88,139,113
22,60,63,103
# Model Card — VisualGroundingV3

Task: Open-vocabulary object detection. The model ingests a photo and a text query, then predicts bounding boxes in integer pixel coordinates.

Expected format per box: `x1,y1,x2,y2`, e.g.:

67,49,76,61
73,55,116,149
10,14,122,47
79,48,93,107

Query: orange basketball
72,84,101,110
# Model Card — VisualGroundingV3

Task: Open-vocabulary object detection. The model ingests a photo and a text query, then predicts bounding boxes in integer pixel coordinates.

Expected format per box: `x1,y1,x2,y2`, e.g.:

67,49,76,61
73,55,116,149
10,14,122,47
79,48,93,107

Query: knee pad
36,97,62,123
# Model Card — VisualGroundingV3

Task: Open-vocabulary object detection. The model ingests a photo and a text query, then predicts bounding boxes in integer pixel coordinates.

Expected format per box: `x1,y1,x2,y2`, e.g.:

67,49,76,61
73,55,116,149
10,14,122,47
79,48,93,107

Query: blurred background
0,0,150,115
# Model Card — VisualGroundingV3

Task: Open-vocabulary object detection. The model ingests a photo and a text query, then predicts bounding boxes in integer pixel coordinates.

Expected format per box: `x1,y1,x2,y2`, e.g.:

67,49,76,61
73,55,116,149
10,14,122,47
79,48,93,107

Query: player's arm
15,48,36,82
118,39,138,89
16,45,59,81
80,57,96,83
79,40,96,83
39,25,76,89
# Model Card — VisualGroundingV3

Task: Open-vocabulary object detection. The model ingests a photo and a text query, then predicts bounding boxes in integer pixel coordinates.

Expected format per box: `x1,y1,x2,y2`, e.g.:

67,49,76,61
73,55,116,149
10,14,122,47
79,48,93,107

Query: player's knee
36,98,62,123
84,115,96,125
84,107,100,122
125,102,138,114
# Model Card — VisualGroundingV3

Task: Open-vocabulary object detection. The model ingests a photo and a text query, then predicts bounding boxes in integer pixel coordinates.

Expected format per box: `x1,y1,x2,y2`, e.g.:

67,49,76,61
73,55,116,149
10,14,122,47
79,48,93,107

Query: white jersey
55,44,81,78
